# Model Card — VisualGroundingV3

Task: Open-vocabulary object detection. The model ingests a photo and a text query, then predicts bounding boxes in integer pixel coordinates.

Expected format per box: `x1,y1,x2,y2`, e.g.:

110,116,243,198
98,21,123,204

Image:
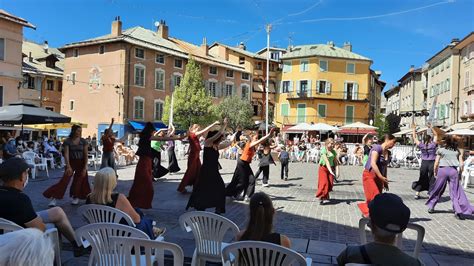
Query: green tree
162,58,215,128
214,96,254,131
374,113,389,139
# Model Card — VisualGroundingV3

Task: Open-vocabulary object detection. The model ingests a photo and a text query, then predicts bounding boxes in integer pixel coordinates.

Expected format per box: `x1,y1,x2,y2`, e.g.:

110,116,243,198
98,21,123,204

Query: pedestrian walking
426,135,474,220
44,125,90,207
316,138,337,204
279,146,290,181
411,123,438,199
357,134,396,217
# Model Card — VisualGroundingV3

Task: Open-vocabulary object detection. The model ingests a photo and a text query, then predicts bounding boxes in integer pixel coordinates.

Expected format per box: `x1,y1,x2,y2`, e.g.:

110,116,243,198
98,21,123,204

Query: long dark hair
443,135,458,151
379,134,395,144
240,192,274,241
140,122,155,139
69,125,82,138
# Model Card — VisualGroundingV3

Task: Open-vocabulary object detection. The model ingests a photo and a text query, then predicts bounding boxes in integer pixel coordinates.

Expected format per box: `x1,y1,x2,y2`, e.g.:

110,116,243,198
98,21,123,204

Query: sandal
153,227,166,238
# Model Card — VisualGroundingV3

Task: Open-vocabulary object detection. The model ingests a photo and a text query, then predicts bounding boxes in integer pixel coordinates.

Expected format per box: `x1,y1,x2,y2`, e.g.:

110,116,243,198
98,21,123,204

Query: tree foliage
162,58,215,128
374,113,389,140
213,96,254,131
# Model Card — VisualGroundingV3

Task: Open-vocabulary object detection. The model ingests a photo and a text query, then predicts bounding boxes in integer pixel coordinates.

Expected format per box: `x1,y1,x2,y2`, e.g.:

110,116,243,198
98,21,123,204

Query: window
241,72,250,80
297,103,306,123
346,105,354,124
317,104,327,118
153,53,164,64
71,72,76,85
0,86,3,107
319,60,328,72
282,61,291,72
154,100,163,121
26,76,35,89
346,63,355,74
173,74,182,89
174,59,183,69
73,49,78,57
133,97,144,120
209,66,218,75
134,65,145,87
317,80,331,94
446,78,450,91
300,60,309,72
239,57,245,64
99,45,105,54
282,81,290,93
271,52,279,60
225,84,233,96
135,48,145,59
46,80,54,91
226,70,234,78
58,81,63,92
464,101,469,115
299,80,308,96
256,62,263,70
466,71,471,88
344,82,358,100
45,107,54,111
208,82,217,97
69,100,74,111
280,103,289,116
155,69,165,90
0,38,4,61
241,85,250,100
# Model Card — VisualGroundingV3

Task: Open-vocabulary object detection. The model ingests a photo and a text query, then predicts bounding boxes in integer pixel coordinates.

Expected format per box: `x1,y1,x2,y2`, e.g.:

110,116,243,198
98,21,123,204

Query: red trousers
43,159,90,199
316,165,334,200
128,156,153,209
358,169,384,217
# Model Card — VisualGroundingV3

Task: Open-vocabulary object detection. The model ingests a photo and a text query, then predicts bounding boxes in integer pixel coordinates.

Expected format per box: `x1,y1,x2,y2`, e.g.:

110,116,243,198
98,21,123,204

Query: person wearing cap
337,193,423,266
0,158,88,257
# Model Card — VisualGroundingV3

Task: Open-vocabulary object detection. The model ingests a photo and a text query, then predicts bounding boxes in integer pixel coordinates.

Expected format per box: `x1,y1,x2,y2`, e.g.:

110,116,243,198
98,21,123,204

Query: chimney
238,42,246,50
201,37,208,55
409,65,415,72
111,16,122,37
28,52,33,62
157,20,169,39
43,41,49,53
450,38,460,46
327,41,335,47
342,42,352,52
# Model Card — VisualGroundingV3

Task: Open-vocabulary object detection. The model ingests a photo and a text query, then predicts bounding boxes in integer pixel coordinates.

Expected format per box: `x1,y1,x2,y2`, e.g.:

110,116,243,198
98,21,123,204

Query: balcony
286,89,368,102
279,115,367,126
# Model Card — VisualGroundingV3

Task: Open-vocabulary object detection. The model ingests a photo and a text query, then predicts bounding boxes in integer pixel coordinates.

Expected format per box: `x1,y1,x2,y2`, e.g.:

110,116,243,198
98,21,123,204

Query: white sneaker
48,198,57,207
244,196,250,202
262,183,269,187
71,198,79,205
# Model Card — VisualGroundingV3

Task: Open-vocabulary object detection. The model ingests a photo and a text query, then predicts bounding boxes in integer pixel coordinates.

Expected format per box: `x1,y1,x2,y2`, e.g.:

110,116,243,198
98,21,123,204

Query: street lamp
265,24,272,135
115,85,123,118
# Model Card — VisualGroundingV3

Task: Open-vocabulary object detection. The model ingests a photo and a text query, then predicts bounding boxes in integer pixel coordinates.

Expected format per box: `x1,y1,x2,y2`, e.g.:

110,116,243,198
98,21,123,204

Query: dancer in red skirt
358,134,396,217
316,138,337,204
177,121,220,193
44,125,90,207
128,122,185,209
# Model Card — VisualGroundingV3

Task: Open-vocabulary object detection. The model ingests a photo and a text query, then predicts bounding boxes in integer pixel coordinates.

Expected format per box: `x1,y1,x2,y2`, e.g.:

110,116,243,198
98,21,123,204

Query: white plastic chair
110,236,184,266
75,223,149,266
179,211,240,266
41,154,55,169
221,240,312,266
23,151,49,179
0,219,61,266
358,218,425,258
78,204,136,226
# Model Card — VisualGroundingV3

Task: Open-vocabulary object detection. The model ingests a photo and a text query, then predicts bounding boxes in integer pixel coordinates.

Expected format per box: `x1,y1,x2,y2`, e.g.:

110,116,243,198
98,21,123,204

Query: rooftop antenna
288,32,294,48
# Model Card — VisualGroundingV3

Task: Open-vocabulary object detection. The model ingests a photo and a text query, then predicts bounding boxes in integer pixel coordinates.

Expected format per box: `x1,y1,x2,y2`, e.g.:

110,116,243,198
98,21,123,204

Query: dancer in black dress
186,118,234,214
167,124,181,174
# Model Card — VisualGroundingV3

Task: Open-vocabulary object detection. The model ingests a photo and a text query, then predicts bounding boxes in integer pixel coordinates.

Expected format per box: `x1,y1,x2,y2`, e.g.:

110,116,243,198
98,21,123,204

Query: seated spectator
237,192,291,248
0,228,54,266
337,193,422,266
354,144,364,165
15,137,27,153
0,158,87,256
86,167,165,238
2,133,19,160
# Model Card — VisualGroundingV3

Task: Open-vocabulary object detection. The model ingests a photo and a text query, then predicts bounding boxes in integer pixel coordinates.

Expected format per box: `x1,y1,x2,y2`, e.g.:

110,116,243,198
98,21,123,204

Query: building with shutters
59,17,248,137
274,41,373,128
454,32,474,123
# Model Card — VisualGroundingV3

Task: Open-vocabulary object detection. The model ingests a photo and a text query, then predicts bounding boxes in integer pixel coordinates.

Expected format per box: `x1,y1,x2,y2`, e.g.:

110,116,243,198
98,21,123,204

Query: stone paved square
25,157,474,265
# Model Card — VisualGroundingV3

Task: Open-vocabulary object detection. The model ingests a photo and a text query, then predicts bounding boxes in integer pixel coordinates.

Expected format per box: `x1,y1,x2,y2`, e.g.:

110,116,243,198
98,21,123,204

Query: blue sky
2,0,473,89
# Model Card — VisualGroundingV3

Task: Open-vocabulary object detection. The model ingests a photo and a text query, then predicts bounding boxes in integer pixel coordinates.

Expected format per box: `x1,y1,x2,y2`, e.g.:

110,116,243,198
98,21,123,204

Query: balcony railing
285,89,368,101
279,115,368,126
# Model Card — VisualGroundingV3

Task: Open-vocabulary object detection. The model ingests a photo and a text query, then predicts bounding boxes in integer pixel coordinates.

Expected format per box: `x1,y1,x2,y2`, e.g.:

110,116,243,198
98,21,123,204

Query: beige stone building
398,67,427,127
0,9,35,106
60,18,249,137
22,40,63,112
369,69,386,122
454,32,474,123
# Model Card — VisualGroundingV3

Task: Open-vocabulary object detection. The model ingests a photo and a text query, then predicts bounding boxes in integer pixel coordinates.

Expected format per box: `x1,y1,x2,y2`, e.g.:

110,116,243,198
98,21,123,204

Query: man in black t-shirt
0,158,88,257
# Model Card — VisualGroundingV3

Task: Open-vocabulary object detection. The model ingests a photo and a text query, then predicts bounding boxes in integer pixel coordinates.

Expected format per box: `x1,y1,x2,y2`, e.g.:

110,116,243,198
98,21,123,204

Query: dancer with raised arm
187,118,235,214
151,129,169,180
226,128,275,201
177,121,220,193
411,123,438,199
166,124,181,174
100,118,116,173
254,140,277,187
358,134,396,217
128,122,185,209
316,138,337,205
426,135,474,220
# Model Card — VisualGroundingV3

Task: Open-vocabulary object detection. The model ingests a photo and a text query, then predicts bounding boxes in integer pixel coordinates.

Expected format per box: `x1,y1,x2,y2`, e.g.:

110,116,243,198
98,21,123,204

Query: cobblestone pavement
25,158,474,265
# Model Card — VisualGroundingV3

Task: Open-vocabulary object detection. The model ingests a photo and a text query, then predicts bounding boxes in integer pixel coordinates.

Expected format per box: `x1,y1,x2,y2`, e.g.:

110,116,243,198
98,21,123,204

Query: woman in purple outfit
426,135,474,220
411,123,438,199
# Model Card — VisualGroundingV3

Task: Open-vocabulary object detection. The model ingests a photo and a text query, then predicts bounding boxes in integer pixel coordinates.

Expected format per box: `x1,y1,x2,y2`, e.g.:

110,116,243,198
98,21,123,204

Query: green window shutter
308,80,312,97
326,81,331,94
281,103,289,116
346,105,354,124
297,104,306,122
318,104,326,118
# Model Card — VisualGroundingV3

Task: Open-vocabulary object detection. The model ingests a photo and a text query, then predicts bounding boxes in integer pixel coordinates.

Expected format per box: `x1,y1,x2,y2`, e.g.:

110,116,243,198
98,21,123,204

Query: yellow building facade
275,43,372,127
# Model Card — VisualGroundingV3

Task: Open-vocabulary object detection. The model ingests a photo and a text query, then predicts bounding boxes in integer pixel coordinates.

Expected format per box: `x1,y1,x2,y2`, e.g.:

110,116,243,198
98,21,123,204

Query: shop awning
449,122,474,131
128,121,167,131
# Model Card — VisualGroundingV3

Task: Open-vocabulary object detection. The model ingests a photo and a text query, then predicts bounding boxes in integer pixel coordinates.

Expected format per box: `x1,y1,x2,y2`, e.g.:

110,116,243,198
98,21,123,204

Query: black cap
369,193,410,234
0,157,31,182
